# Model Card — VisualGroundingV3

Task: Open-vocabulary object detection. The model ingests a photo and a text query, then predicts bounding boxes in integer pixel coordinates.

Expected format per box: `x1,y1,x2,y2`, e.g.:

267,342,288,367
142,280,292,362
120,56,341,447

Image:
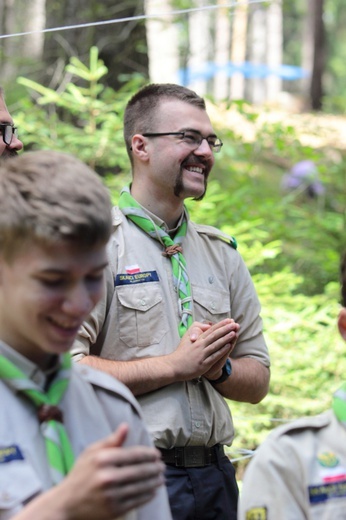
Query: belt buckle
183,446,208,468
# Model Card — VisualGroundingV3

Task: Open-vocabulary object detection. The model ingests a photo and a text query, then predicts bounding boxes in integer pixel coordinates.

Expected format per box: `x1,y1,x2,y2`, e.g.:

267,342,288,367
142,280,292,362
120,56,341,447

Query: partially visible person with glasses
72,83,270,520
0,87,23,157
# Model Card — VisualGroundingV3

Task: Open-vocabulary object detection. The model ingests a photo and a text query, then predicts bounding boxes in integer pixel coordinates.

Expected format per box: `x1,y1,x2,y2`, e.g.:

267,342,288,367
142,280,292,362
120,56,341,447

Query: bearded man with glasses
0,87,23,157
72,83,270,520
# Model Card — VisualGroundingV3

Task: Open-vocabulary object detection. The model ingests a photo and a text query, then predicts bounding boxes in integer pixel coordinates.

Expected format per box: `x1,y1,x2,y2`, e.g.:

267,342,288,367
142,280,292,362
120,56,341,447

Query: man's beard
173,164,208,200
1,150,18,159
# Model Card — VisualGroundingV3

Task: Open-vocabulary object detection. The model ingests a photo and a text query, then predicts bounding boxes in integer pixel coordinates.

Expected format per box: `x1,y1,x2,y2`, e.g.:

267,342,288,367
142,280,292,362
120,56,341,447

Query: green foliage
15,46,145,172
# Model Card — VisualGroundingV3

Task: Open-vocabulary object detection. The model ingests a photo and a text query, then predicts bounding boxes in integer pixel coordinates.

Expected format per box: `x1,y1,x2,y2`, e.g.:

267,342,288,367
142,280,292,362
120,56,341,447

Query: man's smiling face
145,99,216,201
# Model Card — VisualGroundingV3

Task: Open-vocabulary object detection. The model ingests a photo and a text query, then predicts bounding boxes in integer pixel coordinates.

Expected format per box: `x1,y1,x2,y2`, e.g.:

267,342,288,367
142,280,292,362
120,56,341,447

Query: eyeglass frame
142,130,223,153
0,123,19,146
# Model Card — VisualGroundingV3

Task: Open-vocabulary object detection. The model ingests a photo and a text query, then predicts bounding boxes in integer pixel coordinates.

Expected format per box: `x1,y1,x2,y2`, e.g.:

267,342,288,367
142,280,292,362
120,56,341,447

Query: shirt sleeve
93,381,173,520
229,251,270,367
70,263,114,361
238,434,307,520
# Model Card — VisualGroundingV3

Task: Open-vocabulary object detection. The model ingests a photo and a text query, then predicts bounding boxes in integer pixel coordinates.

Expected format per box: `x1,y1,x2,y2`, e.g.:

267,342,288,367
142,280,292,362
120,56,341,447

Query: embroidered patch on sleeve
0,445,24,463
245,507,267,519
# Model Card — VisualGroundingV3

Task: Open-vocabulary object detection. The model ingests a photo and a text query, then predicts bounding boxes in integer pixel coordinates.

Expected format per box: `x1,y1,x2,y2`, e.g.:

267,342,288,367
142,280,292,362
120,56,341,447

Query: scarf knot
163,244,183,257
38,404,64,424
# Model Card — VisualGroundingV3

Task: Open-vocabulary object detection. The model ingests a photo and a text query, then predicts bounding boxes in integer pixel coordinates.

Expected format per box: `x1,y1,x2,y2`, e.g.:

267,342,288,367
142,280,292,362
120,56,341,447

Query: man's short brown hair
124,83,206,161
0,150,112,260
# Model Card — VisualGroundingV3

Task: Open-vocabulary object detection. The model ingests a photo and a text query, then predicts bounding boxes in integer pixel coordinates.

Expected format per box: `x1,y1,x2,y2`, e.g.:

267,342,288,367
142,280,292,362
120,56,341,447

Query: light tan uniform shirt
238,410,346,520
72,207,269,449
0,342,172,520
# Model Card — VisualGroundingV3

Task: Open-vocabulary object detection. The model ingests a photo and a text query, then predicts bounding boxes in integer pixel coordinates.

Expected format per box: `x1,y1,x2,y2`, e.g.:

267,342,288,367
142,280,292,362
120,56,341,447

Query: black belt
159,445,224,468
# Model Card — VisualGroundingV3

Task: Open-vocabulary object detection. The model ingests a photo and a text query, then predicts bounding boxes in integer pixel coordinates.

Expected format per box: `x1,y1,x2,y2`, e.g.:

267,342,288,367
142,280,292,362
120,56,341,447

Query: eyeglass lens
1,125,18,145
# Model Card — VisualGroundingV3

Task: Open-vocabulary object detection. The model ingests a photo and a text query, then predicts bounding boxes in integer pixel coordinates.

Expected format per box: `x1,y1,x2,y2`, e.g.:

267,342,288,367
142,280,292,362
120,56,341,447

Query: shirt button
140,299,146,306
208,276,214,284
195,422,201,428
211,302,216,310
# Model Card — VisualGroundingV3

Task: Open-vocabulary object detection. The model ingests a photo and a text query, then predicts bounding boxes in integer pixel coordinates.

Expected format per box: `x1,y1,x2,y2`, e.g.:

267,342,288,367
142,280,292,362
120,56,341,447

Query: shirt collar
0,341,60,390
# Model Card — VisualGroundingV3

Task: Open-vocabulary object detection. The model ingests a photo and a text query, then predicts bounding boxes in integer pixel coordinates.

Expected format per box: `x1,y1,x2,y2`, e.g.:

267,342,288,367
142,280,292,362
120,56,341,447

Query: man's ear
337,308,346,341
131,134,150,162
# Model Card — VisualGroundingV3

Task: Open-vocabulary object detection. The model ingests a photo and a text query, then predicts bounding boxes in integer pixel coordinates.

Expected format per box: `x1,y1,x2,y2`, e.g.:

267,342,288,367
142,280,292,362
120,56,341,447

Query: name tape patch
0,445,24,464
309,481,346,504
115,271,159,286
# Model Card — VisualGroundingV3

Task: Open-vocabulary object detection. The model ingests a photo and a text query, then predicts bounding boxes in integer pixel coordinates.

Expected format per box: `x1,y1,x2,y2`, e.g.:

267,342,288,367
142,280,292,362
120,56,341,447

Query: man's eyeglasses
142,130,223,153
0,124,19,146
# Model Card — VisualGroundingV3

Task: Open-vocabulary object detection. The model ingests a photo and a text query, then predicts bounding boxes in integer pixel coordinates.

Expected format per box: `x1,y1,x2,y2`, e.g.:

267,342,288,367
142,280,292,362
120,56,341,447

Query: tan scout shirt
72,207,269,449
238,410,346,520
0,342,172,520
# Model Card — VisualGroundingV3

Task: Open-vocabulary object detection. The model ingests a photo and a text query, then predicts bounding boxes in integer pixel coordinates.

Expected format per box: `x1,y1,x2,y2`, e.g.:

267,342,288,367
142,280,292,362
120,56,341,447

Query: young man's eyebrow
180,127,217,137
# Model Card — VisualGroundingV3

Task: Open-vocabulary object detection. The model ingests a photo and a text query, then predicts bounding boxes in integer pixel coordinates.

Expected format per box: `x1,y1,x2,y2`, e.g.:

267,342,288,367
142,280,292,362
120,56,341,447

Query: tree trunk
310,0,325,110
1,0,17,80
22,0,46,59
230,0,248,100
248,5,266,104
213,0,231,100
266,0,283,103
145,0,179,83
187,0,210,95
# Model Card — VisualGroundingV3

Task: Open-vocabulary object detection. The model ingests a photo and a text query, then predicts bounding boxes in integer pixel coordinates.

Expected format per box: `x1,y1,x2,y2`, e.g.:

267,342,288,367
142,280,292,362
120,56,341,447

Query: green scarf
333,383,346,425
119,187,193,337
0,352,74,485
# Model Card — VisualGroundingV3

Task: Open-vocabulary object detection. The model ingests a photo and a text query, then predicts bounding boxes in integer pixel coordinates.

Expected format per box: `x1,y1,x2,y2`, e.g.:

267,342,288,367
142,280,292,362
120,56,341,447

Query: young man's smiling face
0,95,23,157
143,99,216,201
0,240,107,368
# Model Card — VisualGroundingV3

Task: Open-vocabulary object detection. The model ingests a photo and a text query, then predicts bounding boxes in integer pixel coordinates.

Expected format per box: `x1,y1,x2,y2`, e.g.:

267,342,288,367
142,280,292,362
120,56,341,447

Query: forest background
0,0,345,479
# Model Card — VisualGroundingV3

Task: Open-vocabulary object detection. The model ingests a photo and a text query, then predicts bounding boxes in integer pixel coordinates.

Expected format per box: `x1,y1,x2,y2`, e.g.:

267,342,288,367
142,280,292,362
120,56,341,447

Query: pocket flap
192,285,230,315
0,456,42,510
117,284,162,312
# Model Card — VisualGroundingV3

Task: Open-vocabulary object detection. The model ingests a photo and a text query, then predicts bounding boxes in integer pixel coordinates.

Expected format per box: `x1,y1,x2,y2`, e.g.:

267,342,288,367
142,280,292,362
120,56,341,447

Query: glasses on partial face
0,124,19,146
142,129,223,153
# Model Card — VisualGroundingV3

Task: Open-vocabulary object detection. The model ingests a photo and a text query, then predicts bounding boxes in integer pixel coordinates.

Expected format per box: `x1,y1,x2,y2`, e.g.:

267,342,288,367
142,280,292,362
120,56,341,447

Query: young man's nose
195,138,214,157
8,135,23,151
62,285,95,317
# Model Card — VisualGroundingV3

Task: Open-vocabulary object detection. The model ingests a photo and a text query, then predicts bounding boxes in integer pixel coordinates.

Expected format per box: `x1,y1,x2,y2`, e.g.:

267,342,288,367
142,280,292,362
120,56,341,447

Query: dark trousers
164,452,238,520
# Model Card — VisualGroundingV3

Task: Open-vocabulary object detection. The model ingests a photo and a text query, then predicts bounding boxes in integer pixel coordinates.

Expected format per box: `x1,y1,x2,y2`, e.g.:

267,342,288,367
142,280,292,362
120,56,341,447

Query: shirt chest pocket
0,459,42,519
116,283,168,348
192,285,231,323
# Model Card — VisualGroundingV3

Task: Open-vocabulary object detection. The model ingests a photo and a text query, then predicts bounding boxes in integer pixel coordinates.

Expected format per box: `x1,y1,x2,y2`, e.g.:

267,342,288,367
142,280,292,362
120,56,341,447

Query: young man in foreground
238,253,346,519
0,150,171,520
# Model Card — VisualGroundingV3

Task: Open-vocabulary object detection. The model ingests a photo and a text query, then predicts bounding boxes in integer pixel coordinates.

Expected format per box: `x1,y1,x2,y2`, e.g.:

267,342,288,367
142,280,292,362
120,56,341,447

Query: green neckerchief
333,383,346,425
119,186,193,337
0,352,74,485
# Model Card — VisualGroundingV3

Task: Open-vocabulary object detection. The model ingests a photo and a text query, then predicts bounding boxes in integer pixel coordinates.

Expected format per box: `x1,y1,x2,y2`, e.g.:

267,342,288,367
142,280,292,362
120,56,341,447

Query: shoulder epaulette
112,206,123,228
193,223,237,250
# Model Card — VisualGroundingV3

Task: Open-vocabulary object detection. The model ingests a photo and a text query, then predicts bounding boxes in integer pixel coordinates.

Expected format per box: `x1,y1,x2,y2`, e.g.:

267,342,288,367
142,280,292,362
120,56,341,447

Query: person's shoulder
191,222,237,250
268,410,333,441
72,363,141,415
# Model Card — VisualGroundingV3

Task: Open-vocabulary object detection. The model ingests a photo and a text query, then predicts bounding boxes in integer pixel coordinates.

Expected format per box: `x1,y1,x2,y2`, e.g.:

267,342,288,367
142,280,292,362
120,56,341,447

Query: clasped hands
171,318,239,382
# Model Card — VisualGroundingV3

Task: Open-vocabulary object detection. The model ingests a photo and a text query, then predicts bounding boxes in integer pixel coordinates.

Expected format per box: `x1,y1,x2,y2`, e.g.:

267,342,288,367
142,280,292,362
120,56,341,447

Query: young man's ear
338,308,346,341
131,135,150,162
